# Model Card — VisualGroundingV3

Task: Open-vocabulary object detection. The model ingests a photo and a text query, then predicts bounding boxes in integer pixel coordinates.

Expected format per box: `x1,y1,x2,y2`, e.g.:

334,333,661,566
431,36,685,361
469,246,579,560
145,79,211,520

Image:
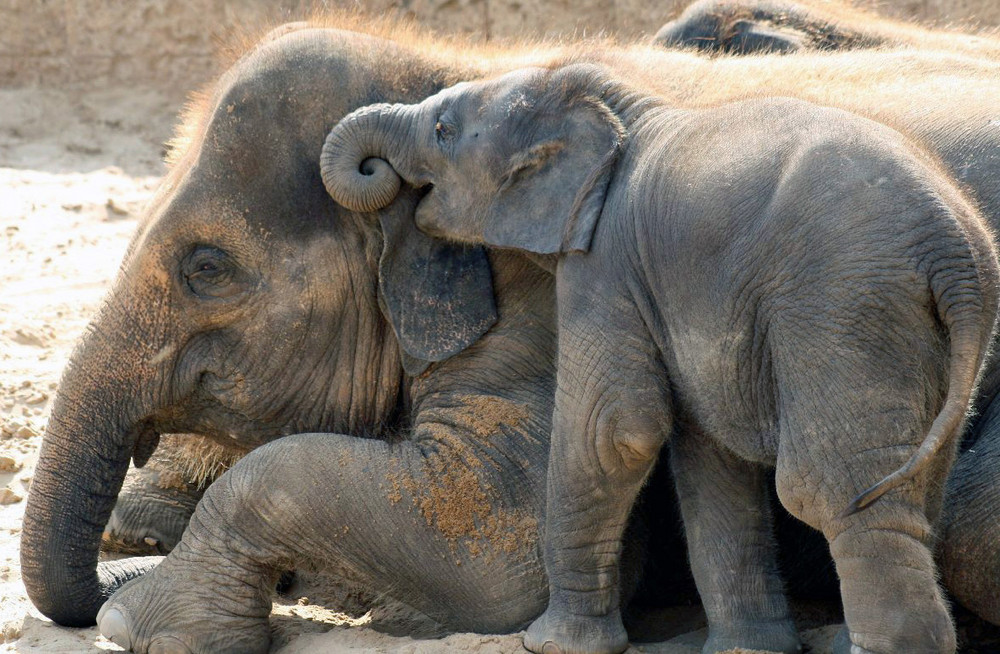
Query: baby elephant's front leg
526,281,671,654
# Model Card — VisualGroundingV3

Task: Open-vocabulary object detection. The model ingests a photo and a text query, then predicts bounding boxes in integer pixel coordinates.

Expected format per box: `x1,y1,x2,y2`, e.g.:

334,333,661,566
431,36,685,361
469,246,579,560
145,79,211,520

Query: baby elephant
320,64,999,654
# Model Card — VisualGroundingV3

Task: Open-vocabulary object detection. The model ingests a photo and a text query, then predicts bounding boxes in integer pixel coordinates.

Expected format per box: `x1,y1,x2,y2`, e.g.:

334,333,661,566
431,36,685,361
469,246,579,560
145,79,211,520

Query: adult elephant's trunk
320,103,419,213
21,316,163,626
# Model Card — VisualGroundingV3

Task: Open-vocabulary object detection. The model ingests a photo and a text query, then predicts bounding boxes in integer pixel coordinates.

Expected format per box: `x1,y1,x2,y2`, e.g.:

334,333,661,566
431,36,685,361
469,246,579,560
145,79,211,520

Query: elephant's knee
774,461,835,534
774,466,808,521
592,404,670,479
186,441,293,534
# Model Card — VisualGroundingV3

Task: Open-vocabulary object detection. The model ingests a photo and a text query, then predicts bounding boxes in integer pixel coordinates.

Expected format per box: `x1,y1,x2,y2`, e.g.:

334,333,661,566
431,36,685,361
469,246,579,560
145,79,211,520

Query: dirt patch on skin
443,393,532,439
385,394,538,560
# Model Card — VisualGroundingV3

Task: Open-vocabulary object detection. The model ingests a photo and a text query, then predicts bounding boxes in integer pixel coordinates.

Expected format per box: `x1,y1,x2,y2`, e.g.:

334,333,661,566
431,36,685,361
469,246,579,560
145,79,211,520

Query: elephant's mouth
413,185,448,237
129,420,161,468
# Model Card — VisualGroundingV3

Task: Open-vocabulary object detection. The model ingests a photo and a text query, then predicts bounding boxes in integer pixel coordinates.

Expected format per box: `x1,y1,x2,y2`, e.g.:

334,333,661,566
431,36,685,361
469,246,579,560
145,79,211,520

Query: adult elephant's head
652,0,809,54
20,25,496,627
651,0,886,54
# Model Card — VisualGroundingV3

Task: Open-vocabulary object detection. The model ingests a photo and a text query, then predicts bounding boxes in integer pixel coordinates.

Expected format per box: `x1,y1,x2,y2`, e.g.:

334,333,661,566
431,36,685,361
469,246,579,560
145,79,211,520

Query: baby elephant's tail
843,215,999,517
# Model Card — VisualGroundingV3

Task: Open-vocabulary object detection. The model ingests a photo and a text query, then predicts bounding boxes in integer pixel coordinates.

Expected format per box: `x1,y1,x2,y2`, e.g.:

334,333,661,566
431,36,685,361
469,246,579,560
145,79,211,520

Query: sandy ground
0,83,994,653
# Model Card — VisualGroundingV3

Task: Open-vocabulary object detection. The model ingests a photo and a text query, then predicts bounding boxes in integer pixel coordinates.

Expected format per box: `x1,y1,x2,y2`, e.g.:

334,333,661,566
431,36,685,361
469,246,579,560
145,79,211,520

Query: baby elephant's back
637,97,996,459
638,97,990,310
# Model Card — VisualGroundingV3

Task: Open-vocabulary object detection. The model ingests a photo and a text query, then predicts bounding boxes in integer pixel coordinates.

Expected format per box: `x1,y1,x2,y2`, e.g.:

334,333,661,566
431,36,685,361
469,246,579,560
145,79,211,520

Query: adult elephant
19,18,1000,654
20,25,565,638
652,0,1000,56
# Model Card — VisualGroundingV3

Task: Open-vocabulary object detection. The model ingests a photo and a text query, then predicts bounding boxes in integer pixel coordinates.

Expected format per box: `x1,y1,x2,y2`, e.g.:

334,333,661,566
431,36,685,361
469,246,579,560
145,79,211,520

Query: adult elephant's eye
435,120,457,144
181,245,248,299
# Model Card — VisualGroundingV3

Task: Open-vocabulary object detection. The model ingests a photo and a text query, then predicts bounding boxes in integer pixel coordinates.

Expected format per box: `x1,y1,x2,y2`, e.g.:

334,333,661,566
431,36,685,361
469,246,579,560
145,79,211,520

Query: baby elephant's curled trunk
321,102,412,213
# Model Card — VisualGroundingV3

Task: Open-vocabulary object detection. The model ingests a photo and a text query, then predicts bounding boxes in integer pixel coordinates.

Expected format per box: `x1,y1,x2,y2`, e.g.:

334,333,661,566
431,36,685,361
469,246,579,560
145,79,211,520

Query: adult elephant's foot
702,617,801,654
103,463,203,555
102,435,233,555
97,546,271,654
523,608,628,654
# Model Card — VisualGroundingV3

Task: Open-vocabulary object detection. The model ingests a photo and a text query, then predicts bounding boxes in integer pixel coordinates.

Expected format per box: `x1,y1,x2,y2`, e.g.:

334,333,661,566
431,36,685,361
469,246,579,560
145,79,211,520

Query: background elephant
652,0,1000,56
320,62,999,654
19,15,1000,654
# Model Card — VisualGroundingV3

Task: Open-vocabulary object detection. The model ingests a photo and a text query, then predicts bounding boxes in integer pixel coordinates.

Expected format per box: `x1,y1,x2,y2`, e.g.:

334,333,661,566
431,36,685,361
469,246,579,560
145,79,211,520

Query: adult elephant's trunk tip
321,103,405,213
20,391,162,626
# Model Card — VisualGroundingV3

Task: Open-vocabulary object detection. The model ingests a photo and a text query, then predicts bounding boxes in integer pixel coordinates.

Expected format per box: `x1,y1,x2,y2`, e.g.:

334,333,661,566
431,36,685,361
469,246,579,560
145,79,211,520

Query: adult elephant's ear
481,64,626,255
377,196,497,375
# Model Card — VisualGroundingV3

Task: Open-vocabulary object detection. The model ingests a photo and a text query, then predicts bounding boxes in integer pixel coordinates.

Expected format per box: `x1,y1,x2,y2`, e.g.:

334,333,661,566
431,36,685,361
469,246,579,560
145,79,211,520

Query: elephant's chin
413,189,471,244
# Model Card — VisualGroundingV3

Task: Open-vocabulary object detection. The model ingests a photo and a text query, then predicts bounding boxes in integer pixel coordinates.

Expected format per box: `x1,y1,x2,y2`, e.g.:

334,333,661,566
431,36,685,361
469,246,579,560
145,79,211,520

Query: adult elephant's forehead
136,27,458,249
174,27,456,172
123,180,273,270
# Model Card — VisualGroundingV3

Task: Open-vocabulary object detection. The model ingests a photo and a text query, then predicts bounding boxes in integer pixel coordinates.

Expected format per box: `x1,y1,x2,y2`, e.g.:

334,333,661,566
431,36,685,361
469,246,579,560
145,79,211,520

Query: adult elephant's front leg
939,387,1000,625
96,432,548,654
103,435,241,555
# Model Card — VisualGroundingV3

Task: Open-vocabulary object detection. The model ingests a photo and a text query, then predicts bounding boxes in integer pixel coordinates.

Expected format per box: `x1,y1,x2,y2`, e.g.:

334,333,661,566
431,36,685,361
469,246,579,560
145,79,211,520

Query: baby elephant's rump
321,63,1000,654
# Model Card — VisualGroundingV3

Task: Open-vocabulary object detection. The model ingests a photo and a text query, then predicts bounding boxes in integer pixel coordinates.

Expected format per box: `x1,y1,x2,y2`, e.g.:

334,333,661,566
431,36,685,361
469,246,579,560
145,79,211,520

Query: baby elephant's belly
671,332,781,465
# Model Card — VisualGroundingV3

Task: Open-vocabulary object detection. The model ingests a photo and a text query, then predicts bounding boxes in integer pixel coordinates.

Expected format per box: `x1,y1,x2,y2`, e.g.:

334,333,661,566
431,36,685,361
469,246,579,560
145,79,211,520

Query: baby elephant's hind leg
775,353,956,654
670,432,799,654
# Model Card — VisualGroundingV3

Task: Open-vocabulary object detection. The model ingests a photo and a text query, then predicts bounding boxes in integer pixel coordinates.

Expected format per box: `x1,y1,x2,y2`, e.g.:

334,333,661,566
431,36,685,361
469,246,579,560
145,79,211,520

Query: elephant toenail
541,642,564,654
97,606,131,650
150,635,193,654
144,536,159,547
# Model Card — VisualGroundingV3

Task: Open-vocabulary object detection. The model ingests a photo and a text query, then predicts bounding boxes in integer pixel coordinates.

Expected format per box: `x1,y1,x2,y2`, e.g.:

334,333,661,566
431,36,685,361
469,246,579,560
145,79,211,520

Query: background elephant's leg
97,431,548,654
939,389,1000,625
103,435,245,555
774,353,956,654
670,432,799,654
526,278,671,654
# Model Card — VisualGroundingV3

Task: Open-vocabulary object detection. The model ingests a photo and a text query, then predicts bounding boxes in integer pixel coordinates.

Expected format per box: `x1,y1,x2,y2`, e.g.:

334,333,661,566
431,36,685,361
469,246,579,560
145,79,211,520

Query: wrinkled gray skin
652,0,1000,55
23,23,1000,654
321,64,1000,654
21,26,562,647
103,435,240,555
103,457,203,555
653,0,881,53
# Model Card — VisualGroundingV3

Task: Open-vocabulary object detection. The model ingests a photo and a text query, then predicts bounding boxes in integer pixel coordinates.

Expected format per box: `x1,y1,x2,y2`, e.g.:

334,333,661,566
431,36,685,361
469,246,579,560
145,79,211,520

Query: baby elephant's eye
435,120,457,143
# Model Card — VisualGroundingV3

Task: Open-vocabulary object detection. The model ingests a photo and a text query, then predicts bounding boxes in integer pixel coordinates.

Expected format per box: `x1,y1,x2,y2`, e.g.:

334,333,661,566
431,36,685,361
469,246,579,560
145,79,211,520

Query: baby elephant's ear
377,202,497,374
484,95,624,255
